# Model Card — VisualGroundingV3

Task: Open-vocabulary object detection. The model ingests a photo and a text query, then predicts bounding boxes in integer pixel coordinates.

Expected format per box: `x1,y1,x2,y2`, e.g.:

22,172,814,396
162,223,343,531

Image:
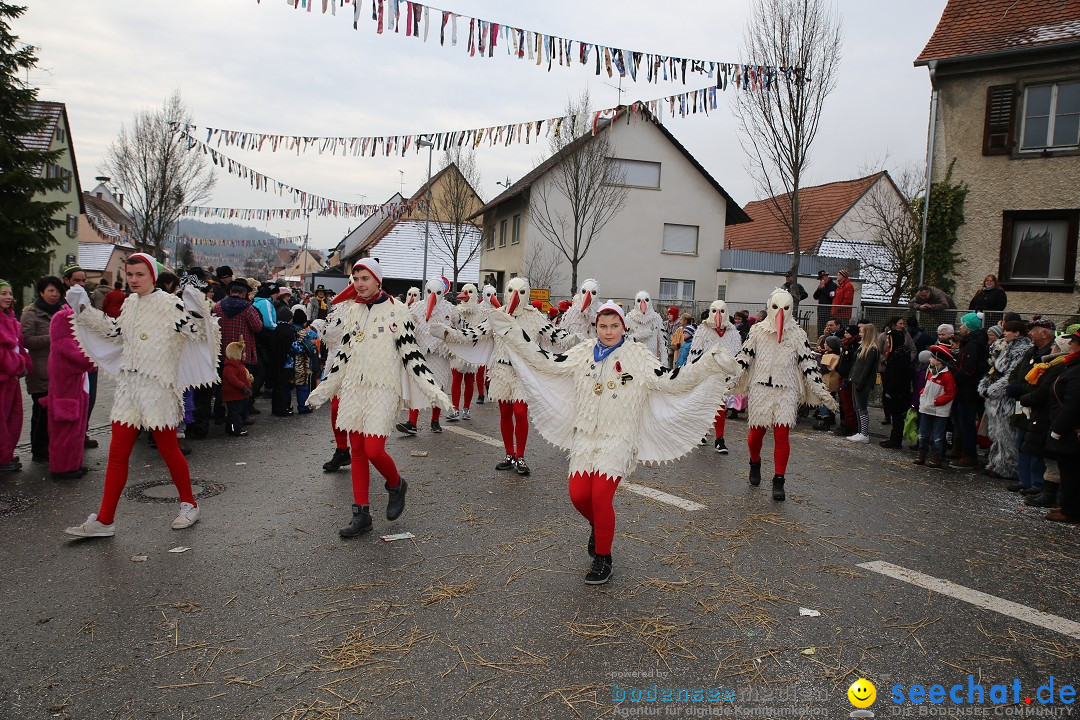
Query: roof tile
916,0,1080,64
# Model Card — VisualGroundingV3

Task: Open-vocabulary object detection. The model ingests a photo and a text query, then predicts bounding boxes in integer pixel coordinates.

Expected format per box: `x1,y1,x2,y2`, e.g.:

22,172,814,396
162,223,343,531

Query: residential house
77,178,137,287
916,0,1080,311
345,164,484,294
723,172,914,304
332,192,405,272
470,109,750,303
21,101,83,300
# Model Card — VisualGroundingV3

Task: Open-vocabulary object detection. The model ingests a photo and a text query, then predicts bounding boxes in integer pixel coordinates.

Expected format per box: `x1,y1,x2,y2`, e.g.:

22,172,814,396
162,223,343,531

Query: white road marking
444,426,705,511
444,425,503,448
858,560,1080,640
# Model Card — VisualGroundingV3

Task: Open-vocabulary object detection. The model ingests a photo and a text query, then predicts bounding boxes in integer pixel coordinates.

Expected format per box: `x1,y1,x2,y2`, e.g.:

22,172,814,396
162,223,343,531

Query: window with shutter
983,84,1016,156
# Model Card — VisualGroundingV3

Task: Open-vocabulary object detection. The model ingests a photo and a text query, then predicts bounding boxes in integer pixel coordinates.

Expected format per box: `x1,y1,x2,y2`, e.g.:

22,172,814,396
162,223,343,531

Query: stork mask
766,289,794,343
578,279,599,314
504,277,530,316
481,284,501,309
635,290,653,316
423,278,445,322
405,287,421,308
457,283,478,305
708,300,728,333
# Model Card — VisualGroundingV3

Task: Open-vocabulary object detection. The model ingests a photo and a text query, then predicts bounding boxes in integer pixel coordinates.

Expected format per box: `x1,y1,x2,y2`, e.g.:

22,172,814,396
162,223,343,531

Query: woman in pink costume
41,305,96,479
0,279,31,473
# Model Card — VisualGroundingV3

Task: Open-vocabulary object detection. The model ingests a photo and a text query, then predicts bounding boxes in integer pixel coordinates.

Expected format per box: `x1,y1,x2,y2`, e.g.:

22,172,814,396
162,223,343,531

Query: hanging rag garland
166,233,309,248
257,0,795,86
177,130,423,219
184,83,725,158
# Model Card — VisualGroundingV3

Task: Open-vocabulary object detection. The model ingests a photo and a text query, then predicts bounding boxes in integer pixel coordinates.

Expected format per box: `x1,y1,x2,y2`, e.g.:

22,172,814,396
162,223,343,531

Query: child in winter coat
288,308,318,414
914,344,956,468
222,340,254,437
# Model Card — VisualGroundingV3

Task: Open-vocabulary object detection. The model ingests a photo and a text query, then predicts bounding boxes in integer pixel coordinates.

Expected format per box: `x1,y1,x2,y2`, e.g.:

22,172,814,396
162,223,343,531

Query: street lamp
417,137,434,283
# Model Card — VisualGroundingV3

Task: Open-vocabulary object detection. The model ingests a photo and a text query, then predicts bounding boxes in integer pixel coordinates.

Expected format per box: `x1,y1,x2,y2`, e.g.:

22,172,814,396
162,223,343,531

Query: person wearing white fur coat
63,254,221,538
626,291,667,364
490,300,738,585
435,277,574,477
727,289,837,501
559,278,600,341
307,260,451,538
447,283,483,420
395,278,455,436
690,300,744,454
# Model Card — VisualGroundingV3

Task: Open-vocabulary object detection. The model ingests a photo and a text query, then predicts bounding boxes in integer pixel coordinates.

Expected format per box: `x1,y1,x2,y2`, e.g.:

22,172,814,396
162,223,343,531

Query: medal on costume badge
593,382,603,396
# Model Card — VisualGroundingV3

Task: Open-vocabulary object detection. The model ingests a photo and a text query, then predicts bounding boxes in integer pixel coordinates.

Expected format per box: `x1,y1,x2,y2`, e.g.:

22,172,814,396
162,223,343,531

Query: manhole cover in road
0,493,38,517
126,480,224,504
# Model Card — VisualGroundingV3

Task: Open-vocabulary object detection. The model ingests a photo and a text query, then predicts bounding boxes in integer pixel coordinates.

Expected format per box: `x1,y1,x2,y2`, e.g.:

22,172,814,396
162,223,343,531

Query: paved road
1,391,1077,719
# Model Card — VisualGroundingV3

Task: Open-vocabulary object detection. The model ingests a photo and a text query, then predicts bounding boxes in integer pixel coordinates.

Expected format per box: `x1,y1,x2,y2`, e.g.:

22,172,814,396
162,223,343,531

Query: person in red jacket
221,341,253,437
914,344,956,468
831,269,854,321
101,280,127,319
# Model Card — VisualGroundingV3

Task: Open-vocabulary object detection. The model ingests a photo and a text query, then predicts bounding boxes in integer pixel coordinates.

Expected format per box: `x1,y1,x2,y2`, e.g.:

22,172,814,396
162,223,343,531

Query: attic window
607,158,660,188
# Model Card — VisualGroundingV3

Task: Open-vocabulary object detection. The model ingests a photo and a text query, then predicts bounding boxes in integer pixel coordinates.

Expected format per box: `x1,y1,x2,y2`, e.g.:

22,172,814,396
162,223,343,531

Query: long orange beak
506,293,519,315
424,292,438,322
580,292,592,312
775,308,784,343
638,299,647,314
406,295,416,307
489,295,501,309
456,290,469,302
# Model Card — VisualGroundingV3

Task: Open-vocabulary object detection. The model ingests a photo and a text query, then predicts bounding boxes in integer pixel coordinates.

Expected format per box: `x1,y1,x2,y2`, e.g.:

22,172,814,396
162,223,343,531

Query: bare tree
530,91,629,294
836,166,923,305
102,91,215,261
522,240,565,294
733,0,843,309
429,147,483,287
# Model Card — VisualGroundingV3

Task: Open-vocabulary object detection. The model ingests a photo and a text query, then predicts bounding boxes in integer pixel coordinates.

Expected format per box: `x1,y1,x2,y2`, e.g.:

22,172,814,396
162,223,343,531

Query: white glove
65,285,90,314
1050,431,1062,441
487,311,515,336
713,348,739,375
429,321,450,340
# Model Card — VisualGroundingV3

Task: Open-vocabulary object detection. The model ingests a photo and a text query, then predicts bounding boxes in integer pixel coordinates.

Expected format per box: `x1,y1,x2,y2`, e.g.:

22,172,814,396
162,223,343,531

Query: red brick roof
723,173,884,253
916,0,1080,64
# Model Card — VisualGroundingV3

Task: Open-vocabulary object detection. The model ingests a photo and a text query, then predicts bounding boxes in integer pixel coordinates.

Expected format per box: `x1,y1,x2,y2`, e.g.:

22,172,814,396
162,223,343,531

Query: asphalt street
2,384,1078,720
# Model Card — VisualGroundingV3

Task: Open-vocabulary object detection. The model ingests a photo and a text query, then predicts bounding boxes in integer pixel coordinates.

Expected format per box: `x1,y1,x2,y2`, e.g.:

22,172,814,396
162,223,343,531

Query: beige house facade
916,0,1080,313
474,112,749,302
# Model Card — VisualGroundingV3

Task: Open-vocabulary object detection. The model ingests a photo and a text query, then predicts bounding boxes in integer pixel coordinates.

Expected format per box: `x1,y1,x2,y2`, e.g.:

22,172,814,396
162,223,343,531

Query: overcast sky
21,0,948,252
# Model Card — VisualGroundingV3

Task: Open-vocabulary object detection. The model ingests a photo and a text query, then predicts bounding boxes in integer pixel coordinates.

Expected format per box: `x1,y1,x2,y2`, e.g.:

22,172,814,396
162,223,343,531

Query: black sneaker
339,504,372,538
587,525,595,557
395,421,418,435
714,437,728,454
322,448,351,472
385,479,407,521
515,457,531,476
699,436,708,446
431,421,442,433
477,395,485,405
0,460,22,474
1025,491,1056,507
749,462,762,486
771,474,786,501
495,454,517,471
585,554,613,585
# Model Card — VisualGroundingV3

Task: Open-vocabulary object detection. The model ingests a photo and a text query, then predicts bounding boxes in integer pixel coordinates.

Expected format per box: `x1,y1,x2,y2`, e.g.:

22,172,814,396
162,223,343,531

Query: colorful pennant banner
185,86,724,159
167,233,306,248
181,207,312,221
178,131,424,219
259,0,793,86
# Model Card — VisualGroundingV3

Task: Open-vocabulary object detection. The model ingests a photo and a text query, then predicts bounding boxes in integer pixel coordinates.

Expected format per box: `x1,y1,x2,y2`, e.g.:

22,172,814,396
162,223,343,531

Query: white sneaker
461,408,471,420
446,410,461,422
65,513,115,538
171,502,200,529
846,433,870,443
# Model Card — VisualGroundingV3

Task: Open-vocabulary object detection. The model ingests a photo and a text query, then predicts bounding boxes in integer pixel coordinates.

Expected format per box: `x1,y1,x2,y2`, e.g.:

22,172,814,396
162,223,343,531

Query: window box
998,209,1078,292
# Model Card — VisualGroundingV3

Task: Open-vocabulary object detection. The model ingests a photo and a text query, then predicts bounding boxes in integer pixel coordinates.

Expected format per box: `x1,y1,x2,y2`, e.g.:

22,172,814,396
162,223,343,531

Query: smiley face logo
848,679,876,708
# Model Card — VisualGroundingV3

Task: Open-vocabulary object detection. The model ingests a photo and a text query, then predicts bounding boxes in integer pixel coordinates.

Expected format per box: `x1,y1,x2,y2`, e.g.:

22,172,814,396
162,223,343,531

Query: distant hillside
176,220,277,242
172,220,297,277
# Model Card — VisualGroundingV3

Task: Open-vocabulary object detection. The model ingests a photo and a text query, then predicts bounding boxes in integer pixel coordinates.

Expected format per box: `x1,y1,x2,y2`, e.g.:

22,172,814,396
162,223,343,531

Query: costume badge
606,380,616,389
593,382,603,396
390,323,398,333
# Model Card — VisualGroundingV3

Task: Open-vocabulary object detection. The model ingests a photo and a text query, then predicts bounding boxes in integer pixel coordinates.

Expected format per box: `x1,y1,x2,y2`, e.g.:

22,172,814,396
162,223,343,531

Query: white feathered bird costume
450,283,483,374
728,290,836,427
408,278,455,406
559,278,599,341
489,301,739,480
627,290,667,363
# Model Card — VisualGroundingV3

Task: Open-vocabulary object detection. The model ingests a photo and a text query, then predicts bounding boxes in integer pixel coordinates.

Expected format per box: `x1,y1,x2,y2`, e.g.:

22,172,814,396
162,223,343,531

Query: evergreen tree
0,3,66,299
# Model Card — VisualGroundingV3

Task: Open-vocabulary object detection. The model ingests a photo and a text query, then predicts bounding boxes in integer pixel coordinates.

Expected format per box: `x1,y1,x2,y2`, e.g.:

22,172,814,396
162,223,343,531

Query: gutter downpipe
918,60,938,289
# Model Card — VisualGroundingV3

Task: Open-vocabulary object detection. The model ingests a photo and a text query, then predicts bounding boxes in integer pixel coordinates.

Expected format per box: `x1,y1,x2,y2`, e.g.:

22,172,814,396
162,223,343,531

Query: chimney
117,193,124,207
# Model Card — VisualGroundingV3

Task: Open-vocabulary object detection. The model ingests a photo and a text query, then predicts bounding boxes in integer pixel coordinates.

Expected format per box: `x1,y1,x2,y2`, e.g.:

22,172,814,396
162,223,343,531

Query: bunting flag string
182,206,312,221
184,82,726,159
166,233,308,248
177,130,424,219
258,0,795,86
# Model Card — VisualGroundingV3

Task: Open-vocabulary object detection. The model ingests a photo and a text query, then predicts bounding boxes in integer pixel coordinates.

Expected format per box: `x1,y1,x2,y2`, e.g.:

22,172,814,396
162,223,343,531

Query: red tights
568,472,622,556
747,424,791,475
713,407,727,438
348,432,400,505
97,422,195,525
476,366,486,396
331,396,347,450
451,369,475,410
498,400,528,456
408,407,441,425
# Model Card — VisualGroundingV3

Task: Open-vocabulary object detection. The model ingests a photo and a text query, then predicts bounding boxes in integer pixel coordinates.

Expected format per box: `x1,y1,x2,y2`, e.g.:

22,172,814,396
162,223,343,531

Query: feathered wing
175,288,221,391
500,338,579,452
68,305,123,375
636,346,735,464
792,326,838,411
440,317,495,367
